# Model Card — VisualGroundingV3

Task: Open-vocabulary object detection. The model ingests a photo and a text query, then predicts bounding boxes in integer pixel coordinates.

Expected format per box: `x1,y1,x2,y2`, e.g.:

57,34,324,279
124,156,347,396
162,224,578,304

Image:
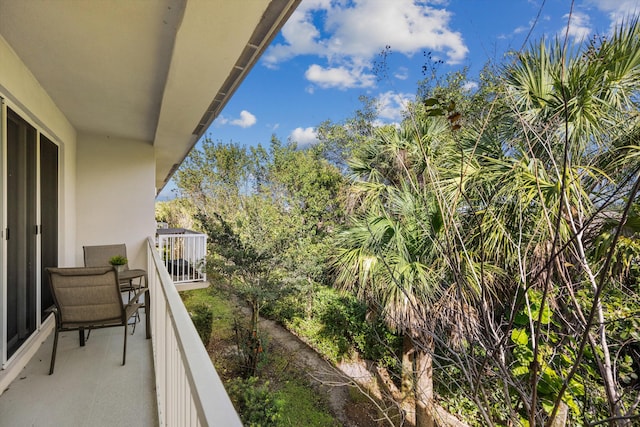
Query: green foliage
155,198,197,229
233,318,269,377
227,377,283,427
266,285,401,367
275,380,338,427
328,19,640,426
186,285,338,425
508,289,587,420
108,255,127,266
181,287,237,357
173,137,349,379
315,95,378,172
188,302,213,347
167,18,640,426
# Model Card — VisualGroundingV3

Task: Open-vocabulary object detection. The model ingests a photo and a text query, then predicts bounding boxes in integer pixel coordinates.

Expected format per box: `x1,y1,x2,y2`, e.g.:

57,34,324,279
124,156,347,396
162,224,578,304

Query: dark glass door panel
40,135,58,314
6,109,37,358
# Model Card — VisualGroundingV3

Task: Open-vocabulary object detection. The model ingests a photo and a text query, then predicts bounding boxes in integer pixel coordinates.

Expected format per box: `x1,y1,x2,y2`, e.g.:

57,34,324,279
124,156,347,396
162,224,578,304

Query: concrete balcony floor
0,311,157,427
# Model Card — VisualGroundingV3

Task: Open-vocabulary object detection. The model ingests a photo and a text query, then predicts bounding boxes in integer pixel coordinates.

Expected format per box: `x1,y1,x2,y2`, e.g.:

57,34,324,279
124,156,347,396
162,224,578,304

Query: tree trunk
565,199,627,423
549,401,568,427
414,339,434,427
402,334,415,395
401,334,417,425
249,299,260,375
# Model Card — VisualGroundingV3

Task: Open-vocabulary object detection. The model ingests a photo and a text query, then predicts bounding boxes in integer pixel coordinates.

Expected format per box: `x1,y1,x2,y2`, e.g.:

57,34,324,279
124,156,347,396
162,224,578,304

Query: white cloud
394,67,409,80
305,64,376,89
264,0,468,89
214,116,229,126
588,0,640,30
290,127,319,148
561,11,592,41
230,110,257,128
462,81,479,92
376,91,414,122
513,25,529,35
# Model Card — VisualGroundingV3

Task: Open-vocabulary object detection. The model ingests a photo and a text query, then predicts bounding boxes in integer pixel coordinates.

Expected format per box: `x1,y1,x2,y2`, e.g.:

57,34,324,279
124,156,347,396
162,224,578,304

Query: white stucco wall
75,133,155,269
1,34,155,268
0,34,77,266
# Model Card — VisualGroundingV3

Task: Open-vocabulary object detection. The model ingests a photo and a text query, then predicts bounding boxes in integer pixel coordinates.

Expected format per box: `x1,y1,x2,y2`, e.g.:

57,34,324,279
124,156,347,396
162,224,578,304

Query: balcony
0,238,240,426
157,228,208,285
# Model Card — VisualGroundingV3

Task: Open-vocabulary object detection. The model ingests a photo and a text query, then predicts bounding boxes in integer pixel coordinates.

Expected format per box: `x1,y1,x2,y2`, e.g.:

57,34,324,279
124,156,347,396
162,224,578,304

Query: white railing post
156,229,207,284
147,237,241,427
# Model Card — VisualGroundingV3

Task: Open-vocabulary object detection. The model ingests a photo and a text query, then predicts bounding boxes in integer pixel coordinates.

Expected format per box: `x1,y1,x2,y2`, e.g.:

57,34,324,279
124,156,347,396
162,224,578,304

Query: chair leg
49,328,59,375
122,324,128,366
79,328,85,346
145,289,151,340
131,281,140,333
130,305,139,335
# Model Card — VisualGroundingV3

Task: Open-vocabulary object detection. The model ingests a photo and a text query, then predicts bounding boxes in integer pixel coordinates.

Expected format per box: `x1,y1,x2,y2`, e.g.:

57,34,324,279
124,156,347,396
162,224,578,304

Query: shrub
269,285,401,368
227,377,283,427
189,302,213,347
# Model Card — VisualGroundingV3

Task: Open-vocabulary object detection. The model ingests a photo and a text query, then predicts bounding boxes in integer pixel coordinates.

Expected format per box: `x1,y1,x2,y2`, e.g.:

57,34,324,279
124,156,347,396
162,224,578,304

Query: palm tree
334,17,640,427
333,115,486,426
447,18,640,425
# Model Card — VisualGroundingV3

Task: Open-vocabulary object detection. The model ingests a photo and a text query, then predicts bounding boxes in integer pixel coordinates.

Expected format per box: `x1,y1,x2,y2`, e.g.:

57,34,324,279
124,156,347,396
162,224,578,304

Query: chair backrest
83,244,129,269
46,266,125,327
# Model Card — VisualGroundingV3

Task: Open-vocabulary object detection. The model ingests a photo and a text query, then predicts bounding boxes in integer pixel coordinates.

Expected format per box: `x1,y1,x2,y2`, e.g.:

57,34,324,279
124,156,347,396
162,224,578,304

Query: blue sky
158,0,638,200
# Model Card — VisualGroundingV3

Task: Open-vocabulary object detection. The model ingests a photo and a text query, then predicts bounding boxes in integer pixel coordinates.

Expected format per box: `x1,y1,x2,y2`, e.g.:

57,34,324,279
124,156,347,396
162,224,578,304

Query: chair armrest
125,288,148,309
44,305,61,327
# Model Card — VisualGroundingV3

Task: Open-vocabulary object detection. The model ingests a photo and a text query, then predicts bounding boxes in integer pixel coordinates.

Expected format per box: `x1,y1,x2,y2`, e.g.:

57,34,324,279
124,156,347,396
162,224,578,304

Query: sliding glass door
6,109,38,358
4,108,58,359
40,135,58,315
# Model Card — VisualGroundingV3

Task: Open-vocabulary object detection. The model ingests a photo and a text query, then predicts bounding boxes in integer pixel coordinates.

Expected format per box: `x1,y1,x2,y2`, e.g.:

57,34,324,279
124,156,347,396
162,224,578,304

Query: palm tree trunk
401,334,417,425
402,334,415,395
414,338,434,427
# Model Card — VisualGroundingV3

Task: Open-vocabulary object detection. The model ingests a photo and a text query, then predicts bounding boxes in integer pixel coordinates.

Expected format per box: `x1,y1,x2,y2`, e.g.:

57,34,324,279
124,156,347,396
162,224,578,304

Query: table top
118,268,147,280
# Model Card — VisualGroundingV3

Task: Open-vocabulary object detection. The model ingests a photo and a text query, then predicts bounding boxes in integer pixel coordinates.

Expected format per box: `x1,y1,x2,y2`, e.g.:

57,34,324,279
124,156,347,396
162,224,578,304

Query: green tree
316,95,378,172
333,117,466,427
436,19,640,425
174,137,346,375
333,18,640,427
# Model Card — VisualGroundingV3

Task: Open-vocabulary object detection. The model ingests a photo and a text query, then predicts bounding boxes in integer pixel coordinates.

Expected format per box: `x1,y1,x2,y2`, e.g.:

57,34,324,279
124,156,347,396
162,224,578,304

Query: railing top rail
156,228,205,236
147,237,240,427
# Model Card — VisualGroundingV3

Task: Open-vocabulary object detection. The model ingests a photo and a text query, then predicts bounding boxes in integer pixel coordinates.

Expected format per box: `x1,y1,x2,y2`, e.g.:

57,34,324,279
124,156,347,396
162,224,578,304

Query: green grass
181,287,235,342
275,379,339,427
284,317,347,363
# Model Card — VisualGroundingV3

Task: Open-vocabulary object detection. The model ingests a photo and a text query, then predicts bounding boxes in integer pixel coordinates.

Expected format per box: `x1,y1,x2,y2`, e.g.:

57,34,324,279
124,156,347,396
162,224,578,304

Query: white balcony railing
157,228,207,283
147,237,241,427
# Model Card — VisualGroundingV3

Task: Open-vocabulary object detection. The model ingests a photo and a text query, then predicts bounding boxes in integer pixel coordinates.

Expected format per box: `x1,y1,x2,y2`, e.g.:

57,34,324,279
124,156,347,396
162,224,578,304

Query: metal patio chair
83,244,148,295
45,266,146,374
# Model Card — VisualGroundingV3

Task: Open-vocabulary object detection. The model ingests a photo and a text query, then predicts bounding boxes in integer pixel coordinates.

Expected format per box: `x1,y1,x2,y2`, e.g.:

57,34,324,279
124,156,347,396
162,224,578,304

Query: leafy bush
227,377,283,427
233,318,269,377
189,302,213,347
263,292,307,322
182,287,236,342
267,285,401,367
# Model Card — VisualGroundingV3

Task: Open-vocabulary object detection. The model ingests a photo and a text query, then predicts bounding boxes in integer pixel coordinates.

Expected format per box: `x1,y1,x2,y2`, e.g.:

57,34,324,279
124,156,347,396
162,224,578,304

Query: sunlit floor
0,312,157,427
